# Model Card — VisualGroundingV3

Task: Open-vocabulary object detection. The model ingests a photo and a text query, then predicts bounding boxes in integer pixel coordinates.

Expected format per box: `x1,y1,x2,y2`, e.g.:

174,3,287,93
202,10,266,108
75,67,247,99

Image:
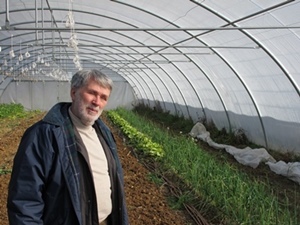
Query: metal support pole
35,0,39,44
5,0,10,29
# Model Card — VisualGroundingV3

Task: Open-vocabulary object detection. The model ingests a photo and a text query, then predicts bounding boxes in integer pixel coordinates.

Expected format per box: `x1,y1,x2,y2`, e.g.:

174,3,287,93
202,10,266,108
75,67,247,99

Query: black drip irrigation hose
141,160,210,225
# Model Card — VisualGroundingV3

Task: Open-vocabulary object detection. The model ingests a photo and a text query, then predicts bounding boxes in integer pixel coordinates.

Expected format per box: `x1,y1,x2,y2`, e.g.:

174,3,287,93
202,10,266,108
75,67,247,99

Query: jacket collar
43,102,72,126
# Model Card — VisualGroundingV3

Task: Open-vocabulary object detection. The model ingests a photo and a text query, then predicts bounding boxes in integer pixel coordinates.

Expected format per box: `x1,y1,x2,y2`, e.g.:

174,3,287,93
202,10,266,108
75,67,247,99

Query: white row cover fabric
189,122,300,185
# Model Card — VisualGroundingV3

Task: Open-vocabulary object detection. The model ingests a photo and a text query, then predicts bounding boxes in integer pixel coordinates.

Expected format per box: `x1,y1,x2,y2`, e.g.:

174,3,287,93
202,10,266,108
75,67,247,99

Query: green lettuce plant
107,110,164,158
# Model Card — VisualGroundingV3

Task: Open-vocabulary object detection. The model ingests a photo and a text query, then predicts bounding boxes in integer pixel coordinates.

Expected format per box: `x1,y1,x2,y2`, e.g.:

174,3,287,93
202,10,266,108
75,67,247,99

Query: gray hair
71,69,113,91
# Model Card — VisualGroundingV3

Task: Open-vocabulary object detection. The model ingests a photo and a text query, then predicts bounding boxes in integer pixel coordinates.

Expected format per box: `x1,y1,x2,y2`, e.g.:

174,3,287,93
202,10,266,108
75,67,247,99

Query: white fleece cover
266,161,300,185
189,122,300,185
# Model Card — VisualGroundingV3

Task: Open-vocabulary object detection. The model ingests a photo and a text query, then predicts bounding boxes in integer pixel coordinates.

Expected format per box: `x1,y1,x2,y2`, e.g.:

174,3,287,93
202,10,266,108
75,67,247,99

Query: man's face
70,79,111,126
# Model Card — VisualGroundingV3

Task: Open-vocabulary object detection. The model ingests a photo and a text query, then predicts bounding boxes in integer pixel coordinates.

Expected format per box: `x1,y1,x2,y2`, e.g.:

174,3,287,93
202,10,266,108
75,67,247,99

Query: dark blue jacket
7,102,129,225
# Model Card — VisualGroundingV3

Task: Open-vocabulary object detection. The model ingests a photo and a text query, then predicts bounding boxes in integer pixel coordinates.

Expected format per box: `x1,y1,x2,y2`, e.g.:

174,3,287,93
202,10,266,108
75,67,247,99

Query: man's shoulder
24,119,56,136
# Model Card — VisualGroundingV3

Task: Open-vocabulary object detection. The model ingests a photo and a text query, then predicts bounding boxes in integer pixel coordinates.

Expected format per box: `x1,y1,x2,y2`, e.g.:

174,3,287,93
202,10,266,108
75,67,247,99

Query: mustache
88,105,100,110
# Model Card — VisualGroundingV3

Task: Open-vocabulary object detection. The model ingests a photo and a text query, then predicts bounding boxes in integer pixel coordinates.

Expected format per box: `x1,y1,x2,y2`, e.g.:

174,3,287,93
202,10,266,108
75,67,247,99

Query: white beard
72,92,103,126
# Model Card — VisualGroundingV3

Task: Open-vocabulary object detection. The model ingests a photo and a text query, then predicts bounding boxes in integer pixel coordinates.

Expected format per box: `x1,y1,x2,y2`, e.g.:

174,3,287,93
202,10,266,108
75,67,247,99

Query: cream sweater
69,109,112,223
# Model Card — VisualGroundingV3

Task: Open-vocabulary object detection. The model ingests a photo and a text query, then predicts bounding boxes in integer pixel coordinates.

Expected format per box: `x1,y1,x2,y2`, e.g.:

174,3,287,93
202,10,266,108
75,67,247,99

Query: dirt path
0,113,193,225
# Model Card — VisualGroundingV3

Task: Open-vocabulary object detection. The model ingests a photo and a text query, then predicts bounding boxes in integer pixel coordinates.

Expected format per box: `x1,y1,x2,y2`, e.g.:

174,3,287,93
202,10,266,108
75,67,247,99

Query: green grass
0,103,40,119
108,107,299,225
0,103,26,118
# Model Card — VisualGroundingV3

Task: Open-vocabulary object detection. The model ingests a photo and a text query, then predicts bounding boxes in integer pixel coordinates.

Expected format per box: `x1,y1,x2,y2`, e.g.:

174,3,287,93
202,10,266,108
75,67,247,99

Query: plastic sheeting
0,80,136,111
1,0,300,155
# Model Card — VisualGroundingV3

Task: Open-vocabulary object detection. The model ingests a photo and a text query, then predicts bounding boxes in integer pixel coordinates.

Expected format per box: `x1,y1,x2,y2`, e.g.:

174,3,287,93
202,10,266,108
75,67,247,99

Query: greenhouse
1,1,300,225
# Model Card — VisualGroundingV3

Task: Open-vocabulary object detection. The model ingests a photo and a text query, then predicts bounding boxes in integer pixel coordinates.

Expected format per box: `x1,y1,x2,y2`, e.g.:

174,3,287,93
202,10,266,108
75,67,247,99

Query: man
7,69,129,225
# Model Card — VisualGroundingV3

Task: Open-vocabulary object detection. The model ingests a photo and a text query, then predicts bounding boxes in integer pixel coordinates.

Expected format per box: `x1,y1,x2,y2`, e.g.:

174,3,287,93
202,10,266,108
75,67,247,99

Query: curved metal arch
123,1,282,147
2,18,179,112
51,2,194,117
0,29,72,60
41,33,170,109
95,53,162,107
4,1,297,142
0,43,122,77
0,39,72,73
0,22,149,67
0,28,172,111
120,64,178,112
68,34,171,108
109,1,236,123
71,26,192,115
121,71,153,106
72,28,185,115
0,7,70,49
109,0,299,150
2,6,196,116
1,30,197,121
183,1,298,148
121,74,144,104
107,1,208,118
195,0,300,97
116,64,172,111
2,3,192,116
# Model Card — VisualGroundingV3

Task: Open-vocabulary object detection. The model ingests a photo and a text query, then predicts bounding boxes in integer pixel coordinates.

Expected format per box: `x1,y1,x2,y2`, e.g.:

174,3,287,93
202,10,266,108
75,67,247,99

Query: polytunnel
0,0,300,156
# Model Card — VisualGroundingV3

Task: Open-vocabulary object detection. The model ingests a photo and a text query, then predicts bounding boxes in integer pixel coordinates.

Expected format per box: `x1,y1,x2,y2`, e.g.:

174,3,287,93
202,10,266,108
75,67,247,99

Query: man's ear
70,88,76,101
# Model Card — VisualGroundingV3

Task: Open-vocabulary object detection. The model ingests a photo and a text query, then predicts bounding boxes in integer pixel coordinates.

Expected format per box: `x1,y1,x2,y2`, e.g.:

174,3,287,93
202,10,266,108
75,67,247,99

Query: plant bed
109,107,300,225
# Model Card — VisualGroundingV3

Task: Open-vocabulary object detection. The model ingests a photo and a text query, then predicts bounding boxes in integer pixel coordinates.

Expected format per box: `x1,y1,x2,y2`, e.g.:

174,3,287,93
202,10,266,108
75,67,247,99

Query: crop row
107,107,299,225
